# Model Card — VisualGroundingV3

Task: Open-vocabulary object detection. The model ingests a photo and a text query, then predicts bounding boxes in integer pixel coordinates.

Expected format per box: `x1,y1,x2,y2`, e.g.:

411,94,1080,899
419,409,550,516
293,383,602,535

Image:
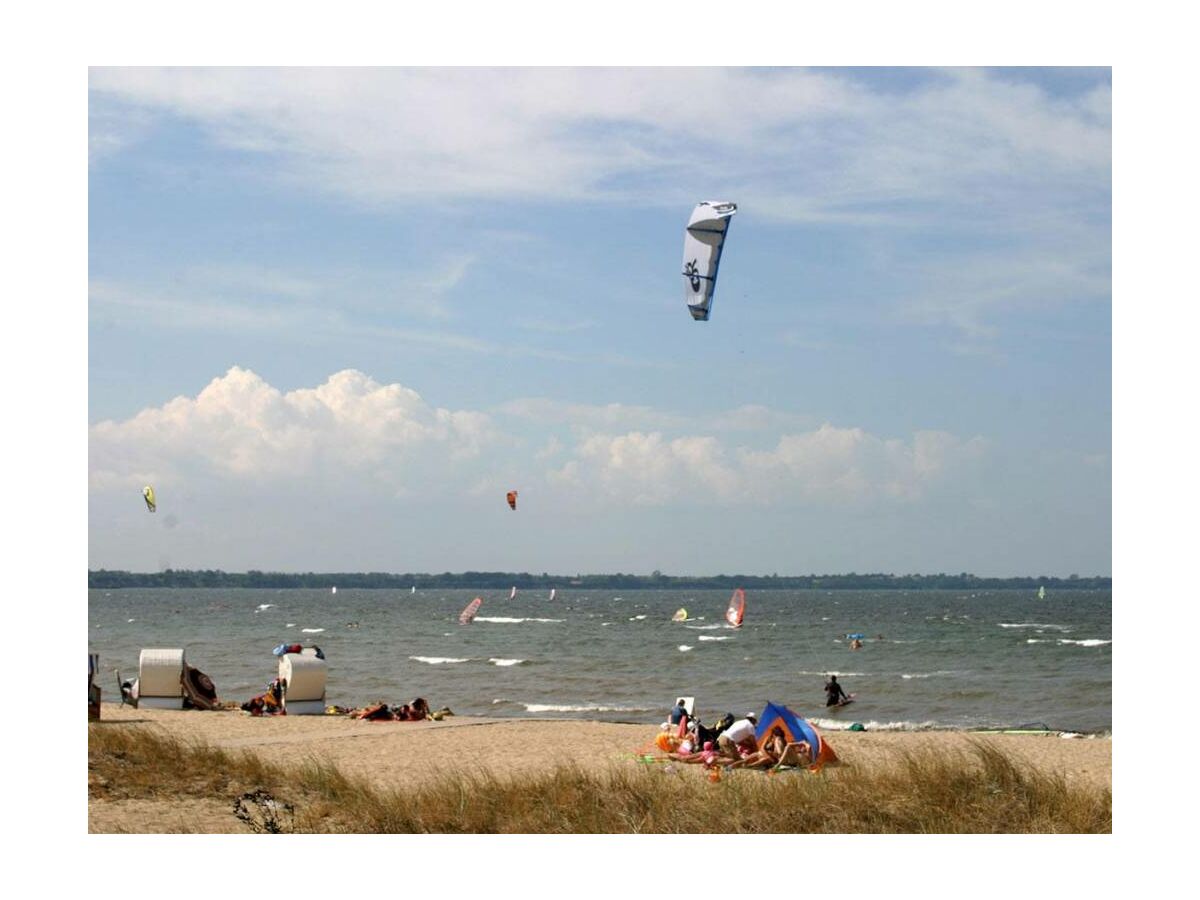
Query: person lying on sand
668,740,721,767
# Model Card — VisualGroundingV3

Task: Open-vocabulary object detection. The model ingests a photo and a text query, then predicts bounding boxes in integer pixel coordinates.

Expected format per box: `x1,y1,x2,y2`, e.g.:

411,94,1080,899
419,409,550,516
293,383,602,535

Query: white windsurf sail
1038,585,1046,600
509,586,517,600
549,588,556,601
682,200,737,321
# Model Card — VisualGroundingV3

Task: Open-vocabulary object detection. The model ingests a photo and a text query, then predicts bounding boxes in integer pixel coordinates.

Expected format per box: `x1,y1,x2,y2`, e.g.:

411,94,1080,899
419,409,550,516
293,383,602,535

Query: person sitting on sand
773,739,812,769
669,698,689,725
825,674,849,707
716,712,758,759
409,697,431,720
727,726,787,769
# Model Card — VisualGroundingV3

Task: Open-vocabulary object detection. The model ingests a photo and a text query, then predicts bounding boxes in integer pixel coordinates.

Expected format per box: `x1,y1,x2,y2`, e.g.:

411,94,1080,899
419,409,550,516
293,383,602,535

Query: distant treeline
88,569,1111,591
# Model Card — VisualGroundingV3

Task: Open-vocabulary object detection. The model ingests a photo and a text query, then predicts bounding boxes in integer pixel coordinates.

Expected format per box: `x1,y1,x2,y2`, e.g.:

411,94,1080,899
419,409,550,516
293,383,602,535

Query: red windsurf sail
458,597,483,625
725,588,745,628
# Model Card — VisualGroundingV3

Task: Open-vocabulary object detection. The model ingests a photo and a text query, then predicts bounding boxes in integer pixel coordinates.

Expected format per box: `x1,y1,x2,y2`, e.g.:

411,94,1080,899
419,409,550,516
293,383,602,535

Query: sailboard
672,608,688,622
1038,585,1046,600
830,693,857,709
682,201,737,321
549,588,557,601
725,588,745,628
509,586,518,600
459,597,483,625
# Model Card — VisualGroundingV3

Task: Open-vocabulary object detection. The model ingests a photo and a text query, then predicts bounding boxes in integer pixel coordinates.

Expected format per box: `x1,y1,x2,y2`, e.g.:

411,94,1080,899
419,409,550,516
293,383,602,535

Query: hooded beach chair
88,653,101,720
277,648,327,715
135,648,187,709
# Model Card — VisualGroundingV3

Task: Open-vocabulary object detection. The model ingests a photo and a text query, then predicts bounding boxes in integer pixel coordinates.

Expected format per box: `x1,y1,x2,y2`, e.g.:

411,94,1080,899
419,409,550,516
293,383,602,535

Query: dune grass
89,725,1110,833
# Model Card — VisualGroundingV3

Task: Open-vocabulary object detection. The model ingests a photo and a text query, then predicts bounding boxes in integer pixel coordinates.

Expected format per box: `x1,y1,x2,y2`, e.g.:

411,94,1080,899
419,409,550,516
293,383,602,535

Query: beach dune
89,703,1110,833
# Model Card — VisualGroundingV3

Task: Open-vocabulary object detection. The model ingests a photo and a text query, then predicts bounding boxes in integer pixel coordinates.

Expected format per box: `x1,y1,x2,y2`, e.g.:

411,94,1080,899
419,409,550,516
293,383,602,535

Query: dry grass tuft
89,726,1110,833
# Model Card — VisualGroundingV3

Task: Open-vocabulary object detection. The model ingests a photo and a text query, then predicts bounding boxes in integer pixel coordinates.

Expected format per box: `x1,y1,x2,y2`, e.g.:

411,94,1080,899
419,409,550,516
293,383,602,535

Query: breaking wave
410,656,470,665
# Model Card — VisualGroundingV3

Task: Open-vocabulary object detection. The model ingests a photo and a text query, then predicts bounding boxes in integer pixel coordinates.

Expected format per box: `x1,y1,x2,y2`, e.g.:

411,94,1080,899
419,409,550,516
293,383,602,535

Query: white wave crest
255,604,274,611
698,635,733,641
901,670,963,679
474,616,564,624
301,628,325,633
1059,638,1111,647
285,623,295,628
522,703,653,714
684,624,723,630
410,656,470,665
999,623,1070,630
489,658,526,667
808,717,942,732
678,645,694,652
630,615,647,621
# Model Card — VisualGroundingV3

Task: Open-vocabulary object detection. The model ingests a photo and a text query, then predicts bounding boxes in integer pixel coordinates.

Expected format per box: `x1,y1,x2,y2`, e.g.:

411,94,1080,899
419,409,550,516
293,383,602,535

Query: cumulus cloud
89,367,495,494
496,398,812,435
89,367,984,512
548,424,986,506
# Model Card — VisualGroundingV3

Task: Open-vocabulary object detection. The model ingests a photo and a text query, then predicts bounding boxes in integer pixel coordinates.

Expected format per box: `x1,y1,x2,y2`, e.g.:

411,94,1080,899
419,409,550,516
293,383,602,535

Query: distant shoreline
88,569,1111,591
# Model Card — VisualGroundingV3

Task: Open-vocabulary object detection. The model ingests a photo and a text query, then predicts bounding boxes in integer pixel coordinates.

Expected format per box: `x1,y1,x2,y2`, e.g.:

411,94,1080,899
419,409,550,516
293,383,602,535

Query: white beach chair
136,648,186,709
278,649,327,715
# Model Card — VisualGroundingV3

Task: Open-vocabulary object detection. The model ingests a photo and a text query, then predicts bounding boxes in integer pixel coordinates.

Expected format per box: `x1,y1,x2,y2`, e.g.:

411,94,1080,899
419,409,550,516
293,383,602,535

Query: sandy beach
88,703,1111,833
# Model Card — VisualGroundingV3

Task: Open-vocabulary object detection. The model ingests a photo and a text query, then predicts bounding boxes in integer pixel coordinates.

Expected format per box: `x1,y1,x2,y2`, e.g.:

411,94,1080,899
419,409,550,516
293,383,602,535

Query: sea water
87,588,1111,733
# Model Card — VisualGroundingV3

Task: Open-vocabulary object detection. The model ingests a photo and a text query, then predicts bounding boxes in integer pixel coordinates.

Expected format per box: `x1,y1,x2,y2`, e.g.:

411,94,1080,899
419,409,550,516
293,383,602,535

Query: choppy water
88,588,1111,733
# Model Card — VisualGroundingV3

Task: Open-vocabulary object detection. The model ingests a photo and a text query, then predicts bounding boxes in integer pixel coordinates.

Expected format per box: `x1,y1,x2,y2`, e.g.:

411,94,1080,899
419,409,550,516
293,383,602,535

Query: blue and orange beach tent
754,702,839,771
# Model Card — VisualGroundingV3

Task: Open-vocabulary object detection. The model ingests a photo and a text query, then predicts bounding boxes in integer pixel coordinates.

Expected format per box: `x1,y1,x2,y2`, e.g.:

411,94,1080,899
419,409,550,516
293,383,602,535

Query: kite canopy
754,701,839,771
506,490,518,510
682,200,737,321
142,485,156,513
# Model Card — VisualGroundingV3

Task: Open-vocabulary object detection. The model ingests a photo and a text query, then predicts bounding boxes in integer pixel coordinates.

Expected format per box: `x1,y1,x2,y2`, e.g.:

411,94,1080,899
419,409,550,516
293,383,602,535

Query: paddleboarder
825,674,850,707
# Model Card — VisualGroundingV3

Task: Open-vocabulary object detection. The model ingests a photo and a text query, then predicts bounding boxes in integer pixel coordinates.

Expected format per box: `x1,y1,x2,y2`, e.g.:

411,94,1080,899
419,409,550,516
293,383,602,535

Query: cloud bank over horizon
91,366,984,511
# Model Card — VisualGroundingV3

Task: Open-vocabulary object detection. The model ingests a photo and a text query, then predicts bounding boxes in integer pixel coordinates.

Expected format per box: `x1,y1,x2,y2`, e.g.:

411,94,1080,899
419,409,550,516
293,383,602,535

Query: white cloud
496,398,813,435
89,368,984,513
89,67,1109,224
547,424,986,506
496,398,688,432
89,366,496,493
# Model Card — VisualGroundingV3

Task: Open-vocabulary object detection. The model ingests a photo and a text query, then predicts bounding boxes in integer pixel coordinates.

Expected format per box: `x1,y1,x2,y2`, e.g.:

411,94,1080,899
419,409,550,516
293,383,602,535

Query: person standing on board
825,674,849,707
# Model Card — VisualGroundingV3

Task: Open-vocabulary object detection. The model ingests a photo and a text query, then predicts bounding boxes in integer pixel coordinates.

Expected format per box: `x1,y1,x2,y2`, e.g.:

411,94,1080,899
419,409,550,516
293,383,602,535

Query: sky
87,66,1111,576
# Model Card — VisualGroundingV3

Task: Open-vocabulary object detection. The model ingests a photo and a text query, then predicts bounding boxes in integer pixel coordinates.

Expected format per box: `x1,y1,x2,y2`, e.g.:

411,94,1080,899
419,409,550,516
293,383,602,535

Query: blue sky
87,67,1111,576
